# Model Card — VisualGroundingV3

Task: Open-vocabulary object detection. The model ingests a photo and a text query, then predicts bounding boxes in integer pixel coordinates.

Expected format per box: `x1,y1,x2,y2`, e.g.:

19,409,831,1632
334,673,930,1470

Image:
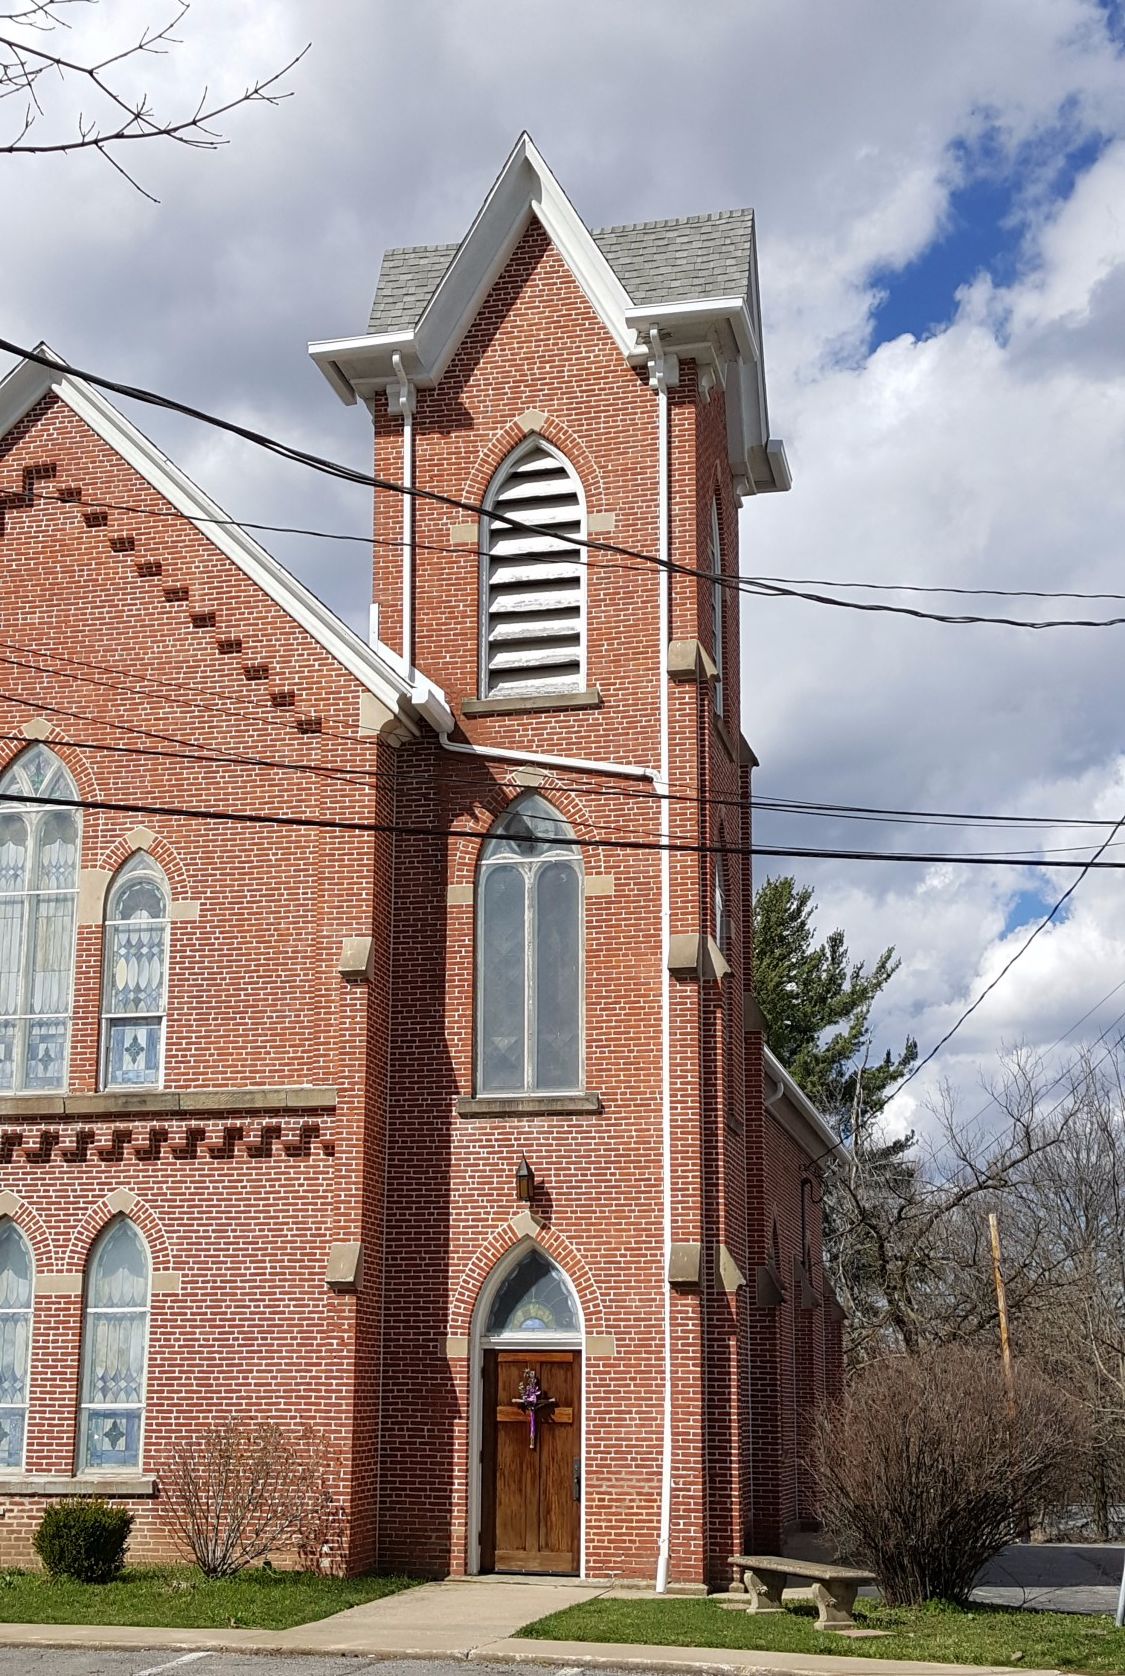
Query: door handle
572,1458,582,1501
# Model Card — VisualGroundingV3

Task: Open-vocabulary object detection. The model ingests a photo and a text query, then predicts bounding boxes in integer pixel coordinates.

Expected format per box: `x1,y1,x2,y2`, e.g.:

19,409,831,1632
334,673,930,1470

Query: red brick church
0,135,841,1587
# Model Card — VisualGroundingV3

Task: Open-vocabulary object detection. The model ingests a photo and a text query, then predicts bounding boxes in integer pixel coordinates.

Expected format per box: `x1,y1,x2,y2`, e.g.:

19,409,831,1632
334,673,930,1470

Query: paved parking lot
973,1541,1125,1614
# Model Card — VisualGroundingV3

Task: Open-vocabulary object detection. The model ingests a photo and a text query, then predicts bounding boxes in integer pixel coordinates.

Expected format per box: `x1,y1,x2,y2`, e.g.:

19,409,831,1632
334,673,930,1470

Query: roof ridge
594,208,753,235
380,240,459,258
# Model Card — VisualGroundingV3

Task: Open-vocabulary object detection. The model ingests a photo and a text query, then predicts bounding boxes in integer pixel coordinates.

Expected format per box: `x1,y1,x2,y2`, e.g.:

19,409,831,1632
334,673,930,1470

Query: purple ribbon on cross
513,1368,556,1449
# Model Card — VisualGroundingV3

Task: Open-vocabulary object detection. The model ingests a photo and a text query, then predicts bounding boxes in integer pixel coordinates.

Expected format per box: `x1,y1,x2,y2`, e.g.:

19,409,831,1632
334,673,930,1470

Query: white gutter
649,326,678,1597
391,355,417,680
762,1045,840,1159
438,734,654,782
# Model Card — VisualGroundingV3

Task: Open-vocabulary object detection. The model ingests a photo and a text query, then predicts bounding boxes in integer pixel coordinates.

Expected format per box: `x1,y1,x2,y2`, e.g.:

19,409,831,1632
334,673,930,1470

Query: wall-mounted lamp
515,1156,535,1205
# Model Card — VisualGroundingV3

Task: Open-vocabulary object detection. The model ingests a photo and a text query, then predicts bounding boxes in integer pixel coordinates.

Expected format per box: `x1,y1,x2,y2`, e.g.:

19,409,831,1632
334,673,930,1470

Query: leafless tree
824,1054,1073,1359
1,0,307,198
161,1419,345,1579
815,1346,1082,1605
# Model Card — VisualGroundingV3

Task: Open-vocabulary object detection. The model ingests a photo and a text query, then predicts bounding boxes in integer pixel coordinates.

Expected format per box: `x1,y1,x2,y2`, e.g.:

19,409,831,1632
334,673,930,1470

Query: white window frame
475,797,585,1096
77,1219,151,1477
479,436,588,700
709,496,724,718
100,854,170,1092
0,747,81,1094
0,1220,34,1475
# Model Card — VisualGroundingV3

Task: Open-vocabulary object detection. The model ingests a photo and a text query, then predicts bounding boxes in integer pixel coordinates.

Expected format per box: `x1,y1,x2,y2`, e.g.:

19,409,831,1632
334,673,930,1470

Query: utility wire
894,805,1125,1094
6,339,1125,632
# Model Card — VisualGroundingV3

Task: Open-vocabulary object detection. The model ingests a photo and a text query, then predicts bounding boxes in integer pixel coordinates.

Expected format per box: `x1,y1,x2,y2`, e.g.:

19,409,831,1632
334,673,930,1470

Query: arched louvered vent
481,440,586,698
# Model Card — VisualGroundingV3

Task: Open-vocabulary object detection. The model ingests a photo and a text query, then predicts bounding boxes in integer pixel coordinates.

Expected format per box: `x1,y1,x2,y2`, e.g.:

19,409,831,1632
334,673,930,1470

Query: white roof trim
0,347,453,734
763,1045,840,1160
309,133,639,400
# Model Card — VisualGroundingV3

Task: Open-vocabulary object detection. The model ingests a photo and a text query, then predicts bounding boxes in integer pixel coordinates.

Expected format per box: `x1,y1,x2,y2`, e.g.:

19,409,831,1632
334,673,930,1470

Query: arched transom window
0,747,81,1092
101,855,170,1090
484,1249,580,1340
480,438,586,698
78,1219,150,1472
0,1221,33,1470
476,796,583,1095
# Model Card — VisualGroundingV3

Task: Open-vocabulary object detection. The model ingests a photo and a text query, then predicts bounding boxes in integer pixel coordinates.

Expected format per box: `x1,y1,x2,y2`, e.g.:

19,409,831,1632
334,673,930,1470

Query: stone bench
728,1554,878,1630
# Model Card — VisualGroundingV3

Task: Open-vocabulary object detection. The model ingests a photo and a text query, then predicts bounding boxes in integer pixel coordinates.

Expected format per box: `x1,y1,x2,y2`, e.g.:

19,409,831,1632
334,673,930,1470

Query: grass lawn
0,1565,417,1629
519,1594,1125,1672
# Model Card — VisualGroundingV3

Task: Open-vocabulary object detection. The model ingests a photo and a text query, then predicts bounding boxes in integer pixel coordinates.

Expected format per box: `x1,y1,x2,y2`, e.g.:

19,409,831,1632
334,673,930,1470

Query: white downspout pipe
650,325,678,1595
392,353,416,679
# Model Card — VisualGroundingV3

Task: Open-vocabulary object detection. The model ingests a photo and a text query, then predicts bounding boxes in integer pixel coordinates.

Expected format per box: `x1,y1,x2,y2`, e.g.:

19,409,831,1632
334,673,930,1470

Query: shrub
33,1499,133,1582
814,1346,1080,1606
161,1420,345,1580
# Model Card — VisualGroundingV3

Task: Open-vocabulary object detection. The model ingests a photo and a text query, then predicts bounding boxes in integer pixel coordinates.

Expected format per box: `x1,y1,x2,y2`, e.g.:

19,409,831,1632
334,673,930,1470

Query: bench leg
811,1579,859,1631
744,1568,787,1614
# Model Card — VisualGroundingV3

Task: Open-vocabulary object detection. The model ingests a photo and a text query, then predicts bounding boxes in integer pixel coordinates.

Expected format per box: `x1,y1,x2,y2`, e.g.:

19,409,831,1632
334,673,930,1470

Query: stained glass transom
79,1220,150,1471
0,748,80,1093
485,1250,579,1337
476,797,582,1094
0,1222,33,1471
101,857,169,1089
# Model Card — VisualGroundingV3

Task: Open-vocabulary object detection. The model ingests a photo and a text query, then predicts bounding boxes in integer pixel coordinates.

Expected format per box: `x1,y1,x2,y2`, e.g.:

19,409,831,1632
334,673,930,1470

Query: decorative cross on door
512,1367,557,1449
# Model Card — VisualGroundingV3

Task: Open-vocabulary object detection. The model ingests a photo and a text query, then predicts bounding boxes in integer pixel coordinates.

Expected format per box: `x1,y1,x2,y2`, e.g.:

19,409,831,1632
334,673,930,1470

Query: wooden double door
480,1349,581,1574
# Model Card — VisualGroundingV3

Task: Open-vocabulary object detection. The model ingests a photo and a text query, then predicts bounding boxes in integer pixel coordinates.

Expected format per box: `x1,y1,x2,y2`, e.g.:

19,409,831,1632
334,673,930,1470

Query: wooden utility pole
989,1212,1029,1541
989,1213,1016,1412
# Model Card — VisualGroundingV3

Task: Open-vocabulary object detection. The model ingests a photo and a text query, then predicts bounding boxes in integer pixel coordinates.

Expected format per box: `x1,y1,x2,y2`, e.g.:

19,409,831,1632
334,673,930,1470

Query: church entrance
472,1245,585,1576
480,1349,581,1574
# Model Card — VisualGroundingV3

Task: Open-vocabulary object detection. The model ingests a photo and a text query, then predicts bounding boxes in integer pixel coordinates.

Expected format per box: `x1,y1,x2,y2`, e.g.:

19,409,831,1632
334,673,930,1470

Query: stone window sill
0,1474,157,1497
460,688,602,717
0,1086,337,1120
457,1092,602,1118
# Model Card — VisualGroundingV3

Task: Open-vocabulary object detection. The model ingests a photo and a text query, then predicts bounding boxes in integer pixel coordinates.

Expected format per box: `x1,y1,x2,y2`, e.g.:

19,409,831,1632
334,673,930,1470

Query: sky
4,0,1125,1134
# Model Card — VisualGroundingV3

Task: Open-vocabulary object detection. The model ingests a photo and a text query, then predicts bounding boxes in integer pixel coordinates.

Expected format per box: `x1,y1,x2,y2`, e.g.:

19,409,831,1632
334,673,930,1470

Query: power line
8,784,1125,872
7,339,1125,632
894,804,1125,1094
753,574,1125,605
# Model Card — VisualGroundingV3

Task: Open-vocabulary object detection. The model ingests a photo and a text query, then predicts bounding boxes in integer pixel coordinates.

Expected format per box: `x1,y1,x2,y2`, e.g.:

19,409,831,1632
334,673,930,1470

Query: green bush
33,1499,134,1582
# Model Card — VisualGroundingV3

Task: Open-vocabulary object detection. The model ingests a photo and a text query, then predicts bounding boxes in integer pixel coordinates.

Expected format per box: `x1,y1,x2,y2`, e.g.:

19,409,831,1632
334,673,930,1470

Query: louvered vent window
481,440,586,698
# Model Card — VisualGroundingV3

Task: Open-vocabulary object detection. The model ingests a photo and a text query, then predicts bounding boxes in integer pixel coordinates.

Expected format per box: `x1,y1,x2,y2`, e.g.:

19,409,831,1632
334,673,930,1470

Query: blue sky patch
1004,881,1064,937
868,125,1107,349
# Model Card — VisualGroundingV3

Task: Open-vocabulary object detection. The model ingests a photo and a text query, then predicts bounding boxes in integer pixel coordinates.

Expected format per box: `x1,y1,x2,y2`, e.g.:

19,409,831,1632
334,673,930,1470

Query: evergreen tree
752,874,917,1135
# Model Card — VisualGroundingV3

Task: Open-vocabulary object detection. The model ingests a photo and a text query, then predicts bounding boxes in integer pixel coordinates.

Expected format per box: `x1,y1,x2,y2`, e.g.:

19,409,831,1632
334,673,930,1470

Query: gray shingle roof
367,209,754,335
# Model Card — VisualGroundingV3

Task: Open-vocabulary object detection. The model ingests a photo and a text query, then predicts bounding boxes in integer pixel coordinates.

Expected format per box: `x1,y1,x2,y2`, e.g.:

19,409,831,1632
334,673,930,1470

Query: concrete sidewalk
0,1577,1066,1675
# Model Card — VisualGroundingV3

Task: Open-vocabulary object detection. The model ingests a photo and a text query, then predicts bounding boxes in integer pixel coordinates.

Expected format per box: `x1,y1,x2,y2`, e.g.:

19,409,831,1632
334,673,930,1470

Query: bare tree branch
1,0,307,198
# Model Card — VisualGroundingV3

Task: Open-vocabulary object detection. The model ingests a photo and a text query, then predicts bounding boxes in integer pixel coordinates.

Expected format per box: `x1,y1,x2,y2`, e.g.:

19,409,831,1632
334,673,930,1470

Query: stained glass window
0,748,81,1092
485,1249,579,1337
101,856,169,1089
476,796,583,1094
78,1219,150,1472
0,1222,33,1470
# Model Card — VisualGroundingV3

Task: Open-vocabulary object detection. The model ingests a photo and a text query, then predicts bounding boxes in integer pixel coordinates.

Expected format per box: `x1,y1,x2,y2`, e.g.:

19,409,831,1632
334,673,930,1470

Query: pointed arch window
0,747,81,1092
480,438,586,698
708,496,724,717
0,1222,34,1470
476,796,583,1095
101,855,170,1090
484,1249,580,1339
78,1219,150,1472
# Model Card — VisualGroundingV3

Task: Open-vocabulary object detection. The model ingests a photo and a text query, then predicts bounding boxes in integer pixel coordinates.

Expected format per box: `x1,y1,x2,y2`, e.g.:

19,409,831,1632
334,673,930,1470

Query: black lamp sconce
516,1156,536,1205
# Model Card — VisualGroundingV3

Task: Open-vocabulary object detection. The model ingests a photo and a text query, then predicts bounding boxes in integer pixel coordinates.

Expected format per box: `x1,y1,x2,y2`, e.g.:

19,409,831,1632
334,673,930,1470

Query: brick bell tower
310,134,794,1587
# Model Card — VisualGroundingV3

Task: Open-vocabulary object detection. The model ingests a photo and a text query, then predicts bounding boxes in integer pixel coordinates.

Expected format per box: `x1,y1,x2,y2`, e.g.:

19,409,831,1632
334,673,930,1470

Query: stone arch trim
64,1190,173,1274
446,780,611,890
463,414,607,519
95,831,191,899
0,1190,54,1271
0,732,100,804
449,1218,606,1340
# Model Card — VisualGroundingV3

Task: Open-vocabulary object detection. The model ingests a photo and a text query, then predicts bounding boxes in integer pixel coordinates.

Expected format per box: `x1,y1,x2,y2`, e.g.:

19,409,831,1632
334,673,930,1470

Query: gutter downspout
391,353,416,679
649,324,678,1596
